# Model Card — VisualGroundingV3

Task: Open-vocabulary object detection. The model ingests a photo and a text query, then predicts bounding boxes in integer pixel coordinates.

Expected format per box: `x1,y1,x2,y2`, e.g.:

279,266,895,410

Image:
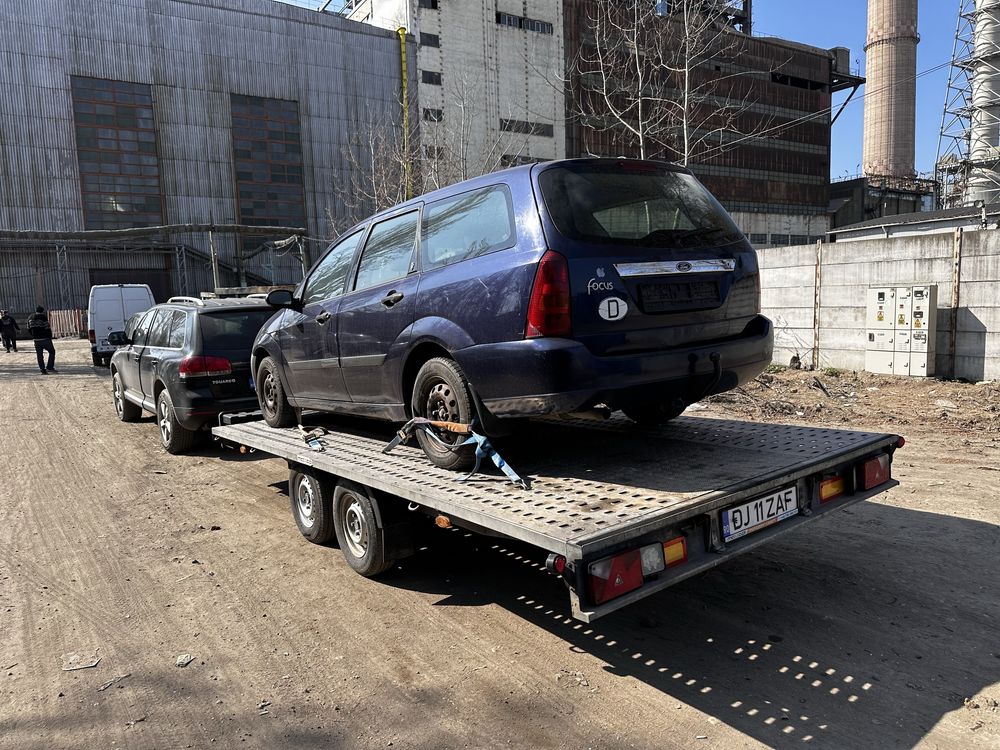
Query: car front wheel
257,356,295,428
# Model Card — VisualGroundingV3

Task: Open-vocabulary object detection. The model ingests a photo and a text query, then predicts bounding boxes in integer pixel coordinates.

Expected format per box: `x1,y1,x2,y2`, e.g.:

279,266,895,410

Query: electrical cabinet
864,285,937,377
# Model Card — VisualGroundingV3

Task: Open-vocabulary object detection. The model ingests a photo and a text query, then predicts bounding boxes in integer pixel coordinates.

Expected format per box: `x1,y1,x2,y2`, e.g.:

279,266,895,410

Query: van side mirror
266,289,301,310
107,331,130,346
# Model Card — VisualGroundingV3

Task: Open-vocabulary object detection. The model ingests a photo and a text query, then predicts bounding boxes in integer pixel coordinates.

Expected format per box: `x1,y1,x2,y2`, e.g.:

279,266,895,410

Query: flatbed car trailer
213,415,903,622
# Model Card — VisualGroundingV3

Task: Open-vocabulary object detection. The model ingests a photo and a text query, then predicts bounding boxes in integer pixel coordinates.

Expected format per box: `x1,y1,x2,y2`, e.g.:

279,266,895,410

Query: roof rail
246,293,268,299
167,296,206,306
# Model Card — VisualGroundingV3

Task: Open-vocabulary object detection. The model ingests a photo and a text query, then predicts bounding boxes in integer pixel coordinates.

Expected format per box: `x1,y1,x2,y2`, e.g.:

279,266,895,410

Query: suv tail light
526,250,571,338
179,355,232,379
88,329,96,343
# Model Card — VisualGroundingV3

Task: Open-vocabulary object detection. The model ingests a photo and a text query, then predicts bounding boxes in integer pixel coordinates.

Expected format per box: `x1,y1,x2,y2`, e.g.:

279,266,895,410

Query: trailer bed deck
214,415,898,560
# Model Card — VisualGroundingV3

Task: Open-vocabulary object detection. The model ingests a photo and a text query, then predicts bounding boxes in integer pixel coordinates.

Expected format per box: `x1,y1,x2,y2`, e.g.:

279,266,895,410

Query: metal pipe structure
862,0,919,178
967,0,1000,204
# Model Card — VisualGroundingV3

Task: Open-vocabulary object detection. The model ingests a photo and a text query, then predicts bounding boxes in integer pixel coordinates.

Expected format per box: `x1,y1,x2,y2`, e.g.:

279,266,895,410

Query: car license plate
639,280,720,312
721,486,798,542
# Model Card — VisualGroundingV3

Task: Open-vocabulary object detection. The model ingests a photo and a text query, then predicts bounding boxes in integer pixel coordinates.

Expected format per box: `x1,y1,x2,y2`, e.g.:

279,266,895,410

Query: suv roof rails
167,296,206,306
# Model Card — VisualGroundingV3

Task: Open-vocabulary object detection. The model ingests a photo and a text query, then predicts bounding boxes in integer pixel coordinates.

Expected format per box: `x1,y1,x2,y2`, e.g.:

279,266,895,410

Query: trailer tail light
88,329,96,343
588,550,643,605
862,454,891,490
663,536,688,568
545,553,567,575
819,476,845,503
526,250,571,338
179,355,232,379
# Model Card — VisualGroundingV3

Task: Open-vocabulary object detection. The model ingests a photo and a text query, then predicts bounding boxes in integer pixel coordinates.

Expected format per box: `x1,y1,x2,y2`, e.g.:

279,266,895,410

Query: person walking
0,309,19,352
27,306,56,374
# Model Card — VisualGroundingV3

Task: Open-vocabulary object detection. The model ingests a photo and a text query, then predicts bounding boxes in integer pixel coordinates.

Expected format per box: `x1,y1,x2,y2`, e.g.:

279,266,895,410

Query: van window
304,230,364,304
421,186,515,270
354,211,418,291
538,162,743,248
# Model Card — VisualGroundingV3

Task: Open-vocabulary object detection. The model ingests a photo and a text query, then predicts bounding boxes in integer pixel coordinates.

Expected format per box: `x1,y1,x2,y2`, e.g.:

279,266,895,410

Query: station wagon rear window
538,162,743,249
421,185,516,270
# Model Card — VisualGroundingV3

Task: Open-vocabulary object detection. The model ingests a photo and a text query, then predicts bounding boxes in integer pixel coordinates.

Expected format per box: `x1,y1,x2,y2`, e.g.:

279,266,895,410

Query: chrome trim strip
614,259,736,277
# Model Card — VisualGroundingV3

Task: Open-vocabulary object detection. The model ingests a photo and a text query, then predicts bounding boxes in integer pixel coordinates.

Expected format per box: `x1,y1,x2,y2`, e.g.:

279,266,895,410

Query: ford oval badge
676,261,693,272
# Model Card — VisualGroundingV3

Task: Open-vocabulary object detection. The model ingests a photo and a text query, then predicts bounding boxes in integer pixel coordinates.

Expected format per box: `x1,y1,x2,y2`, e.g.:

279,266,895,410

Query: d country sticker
598,296,628,321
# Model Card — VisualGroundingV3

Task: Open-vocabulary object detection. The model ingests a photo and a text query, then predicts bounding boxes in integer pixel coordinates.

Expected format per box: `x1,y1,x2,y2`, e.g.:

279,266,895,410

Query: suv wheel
157,389,196,454
258,357,295,428
112,371,142,422
411,357,475,471
622,402,686,426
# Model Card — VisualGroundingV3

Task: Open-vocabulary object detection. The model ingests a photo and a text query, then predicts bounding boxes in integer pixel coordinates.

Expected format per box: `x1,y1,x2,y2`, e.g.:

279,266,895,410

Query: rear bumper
173,393,260,430
454,315,773,416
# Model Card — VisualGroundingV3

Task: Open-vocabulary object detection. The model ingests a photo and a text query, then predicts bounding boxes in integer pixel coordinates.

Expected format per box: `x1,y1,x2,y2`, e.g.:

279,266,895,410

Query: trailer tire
258,357,295,428
411,357,475,471
333,481,393,577
289,469,336,544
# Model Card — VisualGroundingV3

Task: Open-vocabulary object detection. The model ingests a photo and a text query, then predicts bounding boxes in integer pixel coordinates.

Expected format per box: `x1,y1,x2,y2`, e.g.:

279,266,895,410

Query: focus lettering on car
587,278,614,294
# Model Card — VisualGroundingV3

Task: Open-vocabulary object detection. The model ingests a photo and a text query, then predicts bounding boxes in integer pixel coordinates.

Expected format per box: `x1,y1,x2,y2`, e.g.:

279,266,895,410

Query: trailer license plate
722,486,798,542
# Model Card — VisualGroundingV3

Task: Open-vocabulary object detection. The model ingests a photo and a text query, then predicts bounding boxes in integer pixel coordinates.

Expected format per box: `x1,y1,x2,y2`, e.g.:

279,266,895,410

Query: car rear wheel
157,389,196,454
411,357,475,471
112,371,142,422
91,351,102,366
258,357,295,428
622,402,687,426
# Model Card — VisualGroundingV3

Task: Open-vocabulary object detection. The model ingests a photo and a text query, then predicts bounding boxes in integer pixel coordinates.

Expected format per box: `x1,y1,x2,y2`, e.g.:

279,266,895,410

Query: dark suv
109,297,275,453
253,158,773,468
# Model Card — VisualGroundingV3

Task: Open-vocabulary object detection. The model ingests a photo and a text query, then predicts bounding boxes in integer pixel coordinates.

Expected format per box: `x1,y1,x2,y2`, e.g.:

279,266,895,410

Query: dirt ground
1,339,998,750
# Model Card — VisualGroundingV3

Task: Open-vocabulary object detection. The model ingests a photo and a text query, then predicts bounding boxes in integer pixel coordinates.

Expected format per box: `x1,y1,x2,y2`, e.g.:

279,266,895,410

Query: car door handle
316,311,332,325
381,291,405,308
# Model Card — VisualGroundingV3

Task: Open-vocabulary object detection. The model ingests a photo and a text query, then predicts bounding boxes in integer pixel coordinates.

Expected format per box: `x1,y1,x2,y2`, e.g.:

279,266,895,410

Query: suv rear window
537,162,743,249
198,310,274,351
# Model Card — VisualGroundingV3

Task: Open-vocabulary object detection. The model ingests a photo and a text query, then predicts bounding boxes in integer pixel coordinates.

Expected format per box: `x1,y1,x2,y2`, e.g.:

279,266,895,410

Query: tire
333,482,393,577
156,389,196,454
91,351,102,366
411,357,475,471
289,469,336,544
257,356,296,428
112,371,142,422
622,402,687,426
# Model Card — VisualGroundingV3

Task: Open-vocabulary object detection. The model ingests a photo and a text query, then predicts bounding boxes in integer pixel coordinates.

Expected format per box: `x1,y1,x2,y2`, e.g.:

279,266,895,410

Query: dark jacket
27,312,53,340
0,315,19,335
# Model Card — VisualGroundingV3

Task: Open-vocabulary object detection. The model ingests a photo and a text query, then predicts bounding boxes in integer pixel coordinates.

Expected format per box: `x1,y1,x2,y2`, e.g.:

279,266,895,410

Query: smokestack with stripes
862,0,919,178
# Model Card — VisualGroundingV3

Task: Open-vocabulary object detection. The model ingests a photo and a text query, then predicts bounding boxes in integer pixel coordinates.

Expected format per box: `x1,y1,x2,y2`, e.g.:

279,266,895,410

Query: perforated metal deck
214,416,898,559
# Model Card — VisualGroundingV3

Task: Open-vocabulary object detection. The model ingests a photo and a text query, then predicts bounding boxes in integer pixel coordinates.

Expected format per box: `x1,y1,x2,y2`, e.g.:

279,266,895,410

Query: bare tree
571,0,773,164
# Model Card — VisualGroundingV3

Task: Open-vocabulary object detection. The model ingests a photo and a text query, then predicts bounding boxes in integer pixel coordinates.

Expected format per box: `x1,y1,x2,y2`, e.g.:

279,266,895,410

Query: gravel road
1,340,997,749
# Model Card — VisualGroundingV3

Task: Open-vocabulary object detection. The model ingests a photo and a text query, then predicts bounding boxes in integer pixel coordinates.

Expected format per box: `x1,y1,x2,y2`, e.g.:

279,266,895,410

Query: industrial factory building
0,0,410,314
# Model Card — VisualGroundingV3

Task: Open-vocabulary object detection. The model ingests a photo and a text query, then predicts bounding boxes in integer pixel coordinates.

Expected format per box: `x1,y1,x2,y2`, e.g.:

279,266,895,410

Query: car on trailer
250,158,773,469
108,296,275,453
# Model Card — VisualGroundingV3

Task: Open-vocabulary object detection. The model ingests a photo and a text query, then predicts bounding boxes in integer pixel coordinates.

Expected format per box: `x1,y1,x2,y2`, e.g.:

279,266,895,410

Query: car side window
353,211,419,292
146,309,172,348
421,185,516,270
304,230,365,304
132,310,155,346
124,313,141,341
166,311,187,348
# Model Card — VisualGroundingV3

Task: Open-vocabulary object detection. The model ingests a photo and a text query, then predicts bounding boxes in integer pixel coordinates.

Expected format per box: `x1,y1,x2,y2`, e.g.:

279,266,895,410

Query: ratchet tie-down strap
382,418,529,490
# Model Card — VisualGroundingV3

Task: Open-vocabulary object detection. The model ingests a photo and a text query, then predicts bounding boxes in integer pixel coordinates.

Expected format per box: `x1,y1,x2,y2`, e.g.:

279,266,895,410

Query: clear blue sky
753,0,958,180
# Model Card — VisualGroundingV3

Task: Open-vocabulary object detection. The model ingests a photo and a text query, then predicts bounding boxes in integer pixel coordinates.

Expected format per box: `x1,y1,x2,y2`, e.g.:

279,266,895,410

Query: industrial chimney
862,0,919,178
966,0,1000,204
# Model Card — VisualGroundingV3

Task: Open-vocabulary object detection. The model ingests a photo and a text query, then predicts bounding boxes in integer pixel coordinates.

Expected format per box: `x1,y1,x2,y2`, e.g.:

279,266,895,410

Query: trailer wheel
333,482,393,577
412,357,475,470
289,469,335,544
258,357,296,428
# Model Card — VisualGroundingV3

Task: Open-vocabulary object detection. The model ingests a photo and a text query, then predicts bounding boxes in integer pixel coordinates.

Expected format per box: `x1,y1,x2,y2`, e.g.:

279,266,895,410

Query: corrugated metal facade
0,0,412,312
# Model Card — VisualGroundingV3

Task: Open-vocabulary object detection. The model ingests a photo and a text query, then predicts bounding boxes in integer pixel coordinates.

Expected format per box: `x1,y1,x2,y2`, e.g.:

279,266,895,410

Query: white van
87,284,156,366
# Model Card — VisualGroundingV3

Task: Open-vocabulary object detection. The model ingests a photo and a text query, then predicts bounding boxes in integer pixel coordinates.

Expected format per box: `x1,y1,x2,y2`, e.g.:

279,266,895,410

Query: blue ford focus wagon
253,158,773,468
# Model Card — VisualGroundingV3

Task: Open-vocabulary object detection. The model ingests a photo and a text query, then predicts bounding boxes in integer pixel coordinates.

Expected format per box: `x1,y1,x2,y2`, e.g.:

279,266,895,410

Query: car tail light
861,454,890,490
819,476,845,503
588,549,643,605
88,329,96,343
526,250,571,338
179,355,232,379
663,536,688,568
